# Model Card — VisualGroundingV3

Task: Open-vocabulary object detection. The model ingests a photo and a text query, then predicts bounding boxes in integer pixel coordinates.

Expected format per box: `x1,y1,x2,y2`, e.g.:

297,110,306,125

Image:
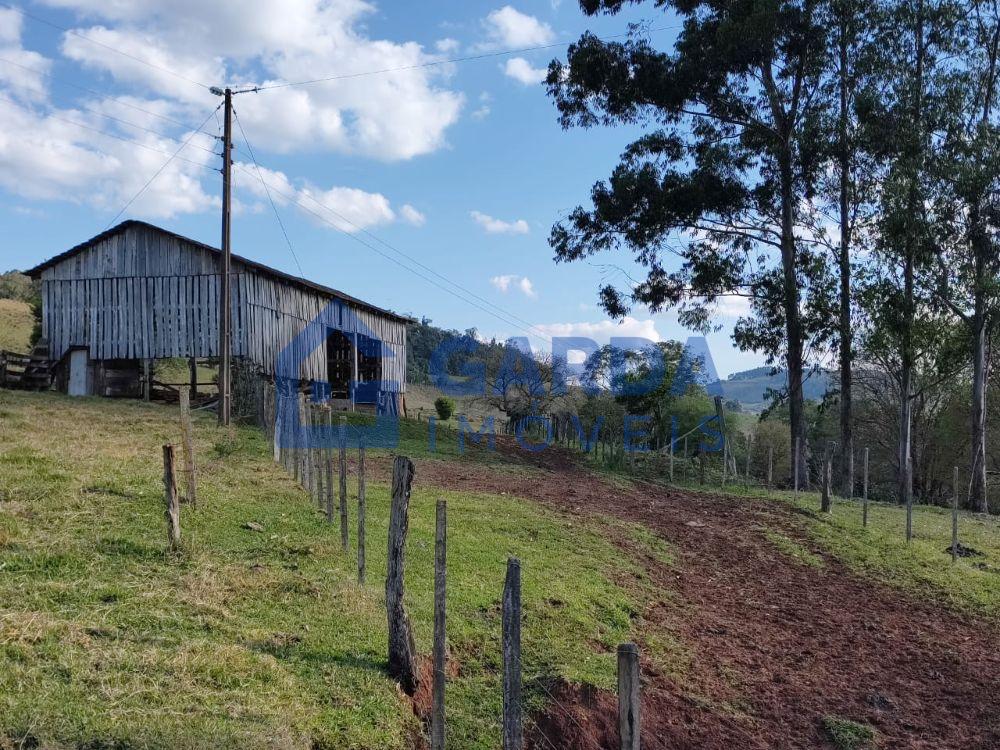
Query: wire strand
231,161,552,346
0,55,219,136
1,2,211,90
104,104,222,229
0,92,220,172
246,24,681,92
0,70,219,155
232,106,305,278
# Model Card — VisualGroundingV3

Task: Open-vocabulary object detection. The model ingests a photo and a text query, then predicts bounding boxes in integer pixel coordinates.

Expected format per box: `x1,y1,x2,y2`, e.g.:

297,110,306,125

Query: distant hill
0,271,38,353
0,299,34,353
713,366,833,408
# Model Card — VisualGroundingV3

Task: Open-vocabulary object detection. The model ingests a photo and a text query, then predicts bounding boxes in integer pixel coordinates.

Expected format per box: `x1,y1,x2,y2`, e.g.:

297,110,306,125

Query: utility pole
217,87,233,426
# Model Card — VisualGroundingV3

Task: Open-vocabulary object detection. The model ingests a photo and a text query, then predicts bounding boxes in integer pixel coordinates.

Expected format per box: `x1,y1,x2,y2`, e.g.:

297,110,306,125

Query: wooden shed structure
25,220,411,413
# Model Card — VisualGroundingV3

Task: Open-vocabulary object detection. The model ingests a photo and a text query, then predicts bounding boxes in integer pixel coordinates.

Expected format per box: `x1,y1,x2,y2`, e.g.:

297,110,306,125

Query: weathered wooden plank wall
40,223,408,391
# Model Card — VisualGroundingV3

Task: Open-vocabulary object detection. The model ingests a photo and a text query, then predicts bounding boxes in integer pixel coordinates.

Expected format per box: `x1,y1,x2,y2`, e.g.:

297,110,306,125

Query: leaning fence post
163,445,180,552
386,456,419,695
618,643,641,750
178,386,197,507
821,441,833,513
722,435,729,487
952,466,959,564
358,436,367,585
339,415,349,553
862,447,870,527
431,499,447,750
502,557,522,750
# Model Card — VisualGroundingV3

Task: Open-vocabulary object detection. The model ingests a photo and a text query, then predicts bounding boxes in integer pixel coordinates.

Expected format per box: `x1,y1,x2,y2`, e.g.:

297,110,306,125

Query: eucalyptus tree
933,0,1000,511
855,0,962,528
547,0,834,486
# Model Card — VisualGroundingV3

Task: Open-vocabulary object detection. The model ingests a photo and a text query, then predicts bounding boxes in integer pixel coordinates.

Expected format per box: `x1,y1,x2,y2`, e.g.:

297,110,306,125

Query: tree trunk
838,9,854,498
970,296,988,511
779,150,808,489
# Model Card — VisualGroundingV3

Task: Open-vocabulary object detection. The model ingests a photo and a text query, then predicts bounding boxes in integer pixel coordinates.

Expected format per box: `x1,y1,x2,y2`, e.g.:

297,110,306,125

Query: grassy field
0,391,665,749
0,299,33,353
663,475,1000,621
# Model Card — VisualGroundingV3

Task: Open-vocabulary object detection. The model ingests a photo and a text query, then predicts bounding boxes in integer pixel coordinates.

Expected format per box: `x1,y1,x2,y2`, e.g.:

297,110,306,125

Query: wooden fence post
745,435,753,488
617,643,641,750
862,447,870,527
431,499,447,750
767,445,773,493
271,386,281,463
669,437,674,484
163,445,180,552
952,466,959,564
722,434,729,487
313,407,324,510
386,456,419,695
178,386,197,507
358,437,367,585
502,557,522,750
339,415,349,553
294,394,304,484
821,441,833,513
325,411,335,522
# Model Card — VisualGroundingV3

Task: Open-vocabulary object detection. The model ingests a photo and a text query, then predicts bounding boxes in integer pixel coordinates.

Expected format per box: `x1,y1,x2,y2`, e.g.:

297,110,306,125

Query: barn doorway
327,330,353,399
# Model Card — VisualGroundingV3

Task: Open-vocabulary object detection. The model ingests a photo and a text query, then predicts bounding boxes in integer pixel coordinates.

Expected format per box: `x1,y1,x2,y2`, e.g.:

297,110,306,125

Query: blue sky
0,0,764,377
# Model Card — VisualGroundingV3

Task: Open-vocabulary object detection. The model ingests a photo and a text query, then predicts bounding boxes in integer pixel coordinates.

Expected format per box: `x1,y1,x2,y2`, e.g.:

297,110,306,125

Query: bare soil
368,444,1000,749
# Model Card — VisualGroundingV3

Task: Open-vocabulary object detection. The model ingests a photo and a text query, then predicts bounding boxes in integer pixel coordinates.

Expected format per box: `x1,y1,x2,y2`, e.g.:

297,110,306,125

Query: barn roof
25,220,415,324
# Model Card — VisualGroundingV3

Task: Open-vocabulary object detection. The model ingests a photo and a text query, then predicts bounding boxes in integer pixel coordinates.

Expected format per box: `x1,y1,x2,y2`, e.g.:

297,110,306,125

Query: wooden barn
24,220,411,414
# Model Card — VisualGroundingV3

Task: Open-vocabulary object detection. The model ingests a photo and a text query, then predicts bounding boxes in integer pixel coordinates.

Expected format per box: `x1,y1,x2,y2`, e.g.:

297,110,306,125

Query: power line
0,66,219,155
0,2,211,90
0,92,218,173
232,106,305,278
231,160,552,346
0,55,219,136
104,104,222,229
290,186,556,344
245,24,681,92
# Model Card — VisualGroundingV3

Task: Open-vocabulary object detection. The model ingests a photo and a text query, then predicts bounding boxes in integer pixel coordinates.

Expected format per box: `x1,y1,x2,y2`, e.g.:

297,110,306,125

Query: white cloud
435,37,460,53
533,317,664,345
0,10,53,99
234,163,398,233
0,1,461,220
504,57,546,85
471,210,529,234
471,91,492,120
479,6,555,49
400,203,426,226
490,274,516,292
491,274,536,298
0,22,217,220
714,295,751,319
45,0,464,161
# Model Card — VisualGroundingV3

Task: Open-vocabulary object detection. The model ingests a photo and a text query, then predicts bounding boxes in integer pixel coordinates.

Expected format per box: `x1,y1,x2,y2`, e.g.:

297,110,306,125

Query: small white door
68,349,89,397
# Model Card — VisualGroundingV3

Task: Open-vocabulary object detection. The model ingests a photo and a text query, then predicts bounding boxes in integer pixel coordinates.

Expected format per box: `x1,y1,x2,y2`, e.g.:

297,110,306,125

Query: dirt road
371,449,1000,749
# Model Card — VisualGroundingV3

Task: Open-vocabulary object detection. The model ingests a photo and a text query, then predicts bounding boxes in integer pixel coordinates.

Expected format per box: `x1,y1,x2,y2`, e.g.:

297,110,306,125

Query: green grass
0,391,664,749
794,493,1000,620
759,526,825,569
653,470,1000,621
821,716,876,749
0,299,33,353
